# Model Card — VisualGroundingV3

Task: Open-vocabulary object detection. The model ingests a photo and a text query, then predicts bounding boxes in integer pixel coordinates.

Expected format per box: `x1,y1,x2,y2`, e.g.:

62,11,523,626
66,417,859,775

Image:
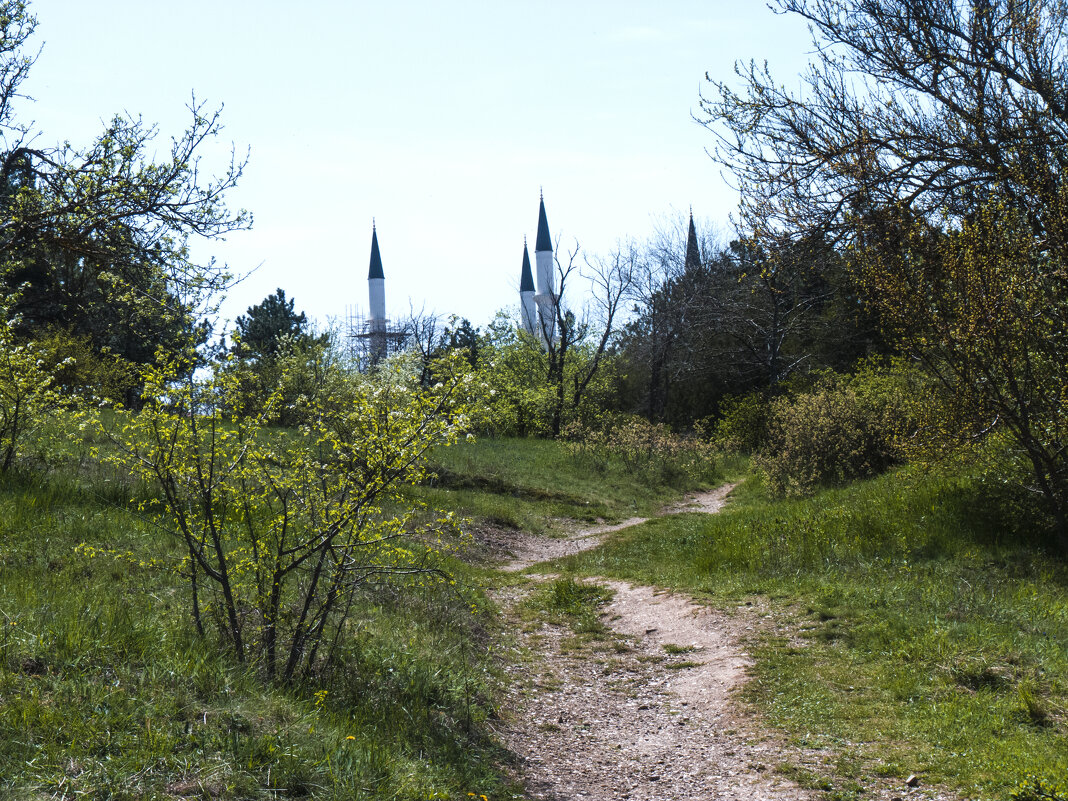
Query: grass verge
416,437,728,535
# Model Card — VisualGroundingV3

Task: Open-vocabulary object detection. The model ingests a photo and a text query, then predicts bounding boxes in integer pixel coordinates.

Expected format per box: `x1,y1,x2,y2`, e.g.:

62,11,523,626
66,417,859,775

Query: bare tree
623,216,727,421
702,0,1068,248
531,239,637,436
620,220,851,424
571,241,638,409
399,303,445,385
714,237,835,387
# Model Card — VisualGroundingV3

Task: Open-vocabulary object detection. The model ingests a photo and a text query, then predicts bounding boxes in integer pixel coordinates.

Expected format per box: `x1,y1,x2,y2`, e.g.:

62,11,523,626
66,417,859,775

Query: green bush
711,391,771,453
562,413,717,486
35,328,138,404
1011,775,1068,801
0,293,74,473
755,363,916,496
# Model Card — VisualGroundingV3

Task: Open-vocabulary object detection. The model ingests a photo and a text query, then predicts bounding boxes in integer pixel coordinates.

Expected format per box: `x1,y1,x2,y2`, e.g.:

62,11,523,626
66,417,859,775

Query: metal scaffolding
345,306,409,371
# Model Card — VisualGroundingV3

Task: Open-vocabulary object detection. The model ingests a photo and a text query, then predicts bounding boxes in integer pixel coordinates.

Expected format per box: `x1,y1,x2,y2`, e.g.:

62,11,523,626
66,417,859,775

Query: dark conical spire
368,222,384,279
535,193,552,252
684,209,701,272
520,238,535,292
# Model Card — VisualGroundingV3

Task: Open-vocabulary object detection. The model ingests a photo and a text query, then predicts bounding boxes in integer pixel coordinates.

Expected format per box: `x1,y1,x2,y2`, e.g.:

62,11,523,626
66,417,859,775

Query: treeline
388,0,1068,556
8,0,1068,561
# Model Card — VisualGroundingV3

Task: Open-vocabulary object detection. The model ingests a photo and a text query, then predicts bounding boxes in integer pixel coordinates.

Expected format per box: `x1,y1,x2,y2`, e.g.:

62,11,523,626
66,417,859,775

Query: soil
488,486,958,801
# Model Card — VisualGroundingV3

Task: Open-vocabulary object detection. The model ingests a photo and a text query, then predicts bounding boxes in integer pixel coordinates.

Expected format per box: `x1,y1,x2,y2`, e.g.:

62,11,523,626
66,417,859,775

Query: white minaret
533,191,556,341
368,221,386,332
519,238,537,336
367,221,388,364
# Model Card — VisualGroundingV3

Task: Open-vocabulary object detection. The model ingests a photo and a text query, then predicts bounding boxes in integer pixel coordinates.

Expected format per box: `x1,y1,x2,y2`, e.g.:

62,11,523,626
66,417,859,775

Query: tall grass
0,444,511,799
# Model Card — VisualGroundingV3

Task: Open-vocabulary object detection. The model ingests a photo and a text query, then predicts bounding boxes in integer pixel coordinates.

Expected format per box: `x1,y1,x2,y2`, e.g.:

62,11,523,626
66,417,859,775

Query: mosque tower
368,221,386,330
684,208,702,272
533,191,556,339
367,222,387,362
519,237,537,336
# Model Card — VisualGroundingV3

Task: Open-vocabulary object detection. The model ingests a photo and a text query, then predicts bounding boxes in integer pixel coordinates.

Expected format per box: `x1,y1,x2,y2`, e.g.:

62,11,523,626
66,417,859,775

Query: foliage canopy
0,0,248,394
706,0,1068,549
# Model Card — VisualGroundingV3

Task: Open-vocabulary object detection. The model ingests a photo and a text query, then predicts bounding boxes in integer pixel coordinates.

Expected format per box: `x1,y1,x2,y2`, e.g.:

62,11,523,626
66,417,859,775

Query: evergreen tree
229,289,327,424
232,289,319,361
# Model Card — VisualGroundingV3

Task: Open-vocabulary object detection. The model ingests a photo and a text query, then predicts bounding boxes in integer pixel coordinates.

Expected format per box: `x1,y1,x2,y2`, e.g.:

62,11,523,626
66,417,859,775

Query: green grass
0,428,716,799
416,437,724,534
0,440,513,799
17,417,1066,800
519,577,614,637
554,465,1068,799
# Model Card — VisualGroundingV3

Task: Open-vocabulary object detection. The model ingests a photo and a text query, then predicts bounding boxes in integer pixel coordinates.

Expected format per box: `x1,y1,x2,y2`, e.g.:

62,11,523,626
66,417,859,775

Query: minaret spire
367,221,387,362
533,191,556,344
535,194,552,254
520,237,537,336
368,222,385,280
684,208,702,273
520,237,535,292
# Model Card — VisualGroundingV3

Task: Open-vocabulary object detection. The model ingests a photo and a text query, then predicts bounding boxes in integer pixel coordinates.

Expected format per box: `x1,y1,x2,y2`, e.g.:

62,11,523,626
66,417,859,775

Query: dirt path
498,483,735,573
492,486,946,801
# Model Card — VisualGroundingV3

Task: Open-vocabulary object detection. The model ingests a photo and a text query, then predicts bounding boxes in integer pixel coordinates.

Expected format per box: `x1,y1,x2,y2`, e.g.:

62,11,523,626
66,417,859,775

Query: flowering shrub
562,414,716,485
710,392,771,453
0,289,73,472
92,348,474,681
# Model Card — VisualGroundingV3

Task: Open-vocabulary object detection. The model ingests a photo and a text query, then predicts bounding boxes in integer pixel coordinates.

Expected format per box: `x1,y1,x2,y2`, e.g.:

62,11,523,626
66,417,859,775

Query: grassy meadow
4,418,1067,801
550,464,1068,800
415,435,724,535
0,463,508,799
0,431,712,800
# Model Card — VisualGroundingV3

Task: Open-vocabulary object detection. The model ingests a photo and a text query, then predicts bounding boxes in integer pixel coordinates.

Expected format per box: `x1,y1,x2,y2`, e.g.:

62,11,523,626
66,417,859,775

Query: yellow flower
345,735,355,741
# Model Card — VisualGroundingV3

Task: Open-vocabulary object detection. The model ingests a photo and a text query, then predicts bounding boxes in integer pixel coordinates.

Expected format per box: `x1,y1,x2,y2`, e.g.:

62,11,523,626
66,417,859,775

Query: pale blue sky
23,1,811,329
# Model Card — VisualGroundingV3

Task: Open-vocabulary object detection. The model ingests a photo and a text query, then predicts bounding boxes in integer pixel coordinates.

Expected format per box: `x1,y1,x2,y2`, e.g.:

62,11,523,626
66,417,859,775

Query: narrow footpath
490,485,954,801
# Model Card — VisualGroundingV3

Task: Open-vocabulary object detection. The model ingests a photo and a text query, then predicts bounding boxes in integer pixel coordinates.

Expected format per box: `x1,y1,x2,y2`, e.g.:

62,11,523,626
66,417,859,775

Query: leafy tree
228,289,329,424
399,312,481,388
0,286,68,472
619,221,874,426
442,317,481,368
618,216,724,424
702,0,1068,245
33,328,137,403
0,1,247,381
464,245,628,440
3,238,205,402
855,198,1068,550
232,288,320,362
470,310,621,438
